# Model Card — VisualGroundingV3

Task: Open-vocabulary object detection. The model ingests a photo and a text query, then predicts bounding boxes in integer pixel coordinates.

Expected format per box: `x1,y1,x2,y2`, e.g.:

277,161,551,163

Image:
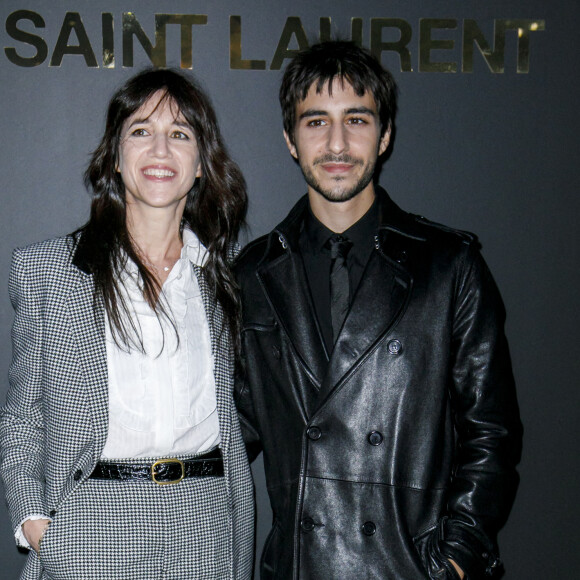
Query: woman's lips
142,166,176,179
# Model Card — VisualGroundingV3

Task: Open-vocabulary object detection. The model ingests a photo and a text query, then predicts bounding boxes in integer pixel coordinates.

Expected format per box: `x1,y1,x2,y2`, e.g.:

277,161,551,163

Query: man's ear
283,131,298,159
378,125,392,156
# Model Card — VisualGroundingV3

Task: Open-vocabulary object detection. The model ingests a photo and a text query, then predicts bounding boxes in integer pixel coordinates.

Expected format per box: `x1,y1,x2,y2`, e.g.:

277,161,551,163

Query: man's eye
307,119,326,127
347,117,367,125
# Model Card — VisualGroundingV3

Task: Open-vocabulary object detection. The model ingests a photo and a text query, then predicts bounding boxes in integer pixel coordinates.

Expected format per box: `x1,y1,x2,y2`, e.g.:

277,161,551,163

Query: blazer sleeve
436,244,522,579
0,248,49,538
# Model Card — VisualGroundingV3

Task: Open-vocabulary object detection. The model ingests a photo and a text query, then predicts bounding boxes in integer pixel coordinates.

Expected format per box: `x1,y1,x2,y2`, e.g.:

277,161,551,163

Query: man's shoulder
377,188,480,253
234,234,271,277
398,214,479,248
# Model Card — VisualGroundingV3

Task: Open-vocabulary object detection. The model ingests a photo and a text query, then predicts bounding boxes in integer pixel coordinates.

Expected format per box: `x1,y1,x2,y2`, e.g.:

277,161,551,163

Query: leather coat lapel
317,243,412,406
66,269,109,456
258,250,328,391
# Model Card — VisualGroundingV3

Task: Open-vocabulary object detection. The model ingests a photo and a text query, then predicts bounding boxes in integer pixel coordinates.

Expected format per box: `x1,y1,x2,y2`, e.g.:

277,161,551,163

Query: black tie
327,235,353,343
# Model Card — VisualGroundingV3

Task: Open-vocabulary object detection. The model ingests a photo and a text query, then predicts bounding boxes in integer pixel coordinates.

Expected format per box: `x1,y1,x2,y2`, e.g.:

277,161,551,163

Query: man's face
284,79,390,204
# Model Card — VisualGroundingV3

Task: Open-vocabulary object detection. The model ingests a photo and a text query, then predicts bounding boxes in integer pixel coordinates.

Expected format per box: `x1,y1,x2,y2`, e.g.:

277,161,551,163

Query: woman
0,69,254,579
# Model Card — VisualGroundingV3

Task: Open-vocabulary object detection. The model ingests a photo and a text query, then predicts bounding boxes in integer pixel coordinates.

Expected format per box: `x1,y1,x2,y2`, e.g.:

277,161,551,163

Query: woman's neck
126,205,185,283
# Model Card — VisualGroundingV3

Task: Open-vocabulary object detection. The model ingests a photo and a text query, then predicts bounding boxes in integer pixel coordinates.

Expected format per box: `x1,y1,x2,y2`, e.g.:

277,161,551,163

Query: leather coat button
362,521,377,536
387,339,402,355
73,469,83,481
301,517,315,532
368,431,384,446
395,250,408,264
307,426,322,440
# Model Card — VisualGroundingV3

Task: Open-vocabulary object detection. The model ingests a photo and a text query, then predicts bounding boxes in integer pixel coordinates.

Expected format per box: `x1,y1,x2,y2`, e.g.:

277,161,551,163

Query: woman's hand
22,518,51,554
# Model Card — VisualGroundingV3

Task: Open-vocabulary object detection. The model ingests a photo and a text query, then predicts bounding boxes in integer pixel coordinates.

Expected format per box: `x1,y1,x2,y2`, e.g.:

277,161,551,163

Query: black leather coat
235,190,521,580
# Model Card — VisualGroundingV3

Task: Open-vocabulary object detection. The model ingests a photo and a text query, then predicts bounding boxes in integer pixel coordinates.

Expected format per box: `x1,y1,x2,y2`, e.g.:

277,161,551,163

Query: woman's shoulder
12,234,79,273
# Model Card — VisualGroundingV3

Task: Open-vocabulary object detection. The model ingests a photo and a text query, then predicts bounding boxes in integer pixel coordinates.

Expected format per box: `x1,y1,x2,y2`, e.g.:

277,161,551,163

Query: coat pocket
260,518,283,580
413,522,461,580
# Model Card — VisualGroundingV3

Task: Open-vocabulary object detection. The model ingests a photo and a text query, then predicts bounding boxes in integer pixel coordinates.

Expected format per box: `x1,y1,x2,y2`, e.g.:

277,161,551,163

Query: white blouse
100,229,220,459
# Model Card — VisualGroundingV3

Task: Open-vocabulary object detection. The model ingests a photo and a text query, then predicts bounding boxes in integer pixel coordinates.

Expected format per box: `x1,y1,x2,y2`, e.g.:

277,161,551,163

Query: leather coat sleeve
0,249,49,539
434,244,522,579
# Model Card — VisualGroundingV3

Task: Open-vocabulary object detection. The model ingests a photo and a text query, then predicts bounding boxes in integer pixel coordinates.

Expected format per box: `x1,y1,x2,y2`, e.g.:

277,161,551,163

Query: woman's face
117,91,202,214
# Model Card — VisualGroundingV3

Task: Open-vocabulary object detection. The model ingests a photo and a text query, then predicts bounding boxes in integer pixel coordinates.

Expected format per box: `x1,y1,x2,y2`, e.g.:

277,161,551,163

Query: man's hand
22,518,51,554
449,559,465,579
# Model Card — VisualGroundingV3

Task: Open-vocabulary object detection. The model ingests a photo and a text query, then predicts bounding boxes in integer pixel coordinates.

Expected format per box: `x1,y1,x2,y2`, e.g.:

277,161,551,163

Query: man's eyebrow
298,106,377,120
298,109,328,120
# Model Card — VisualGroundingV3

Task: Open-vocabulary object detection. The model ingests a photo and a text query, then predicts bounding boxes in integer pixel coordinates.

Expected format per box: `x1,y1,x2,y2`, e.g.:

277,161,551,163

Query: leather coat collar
256,187,416,411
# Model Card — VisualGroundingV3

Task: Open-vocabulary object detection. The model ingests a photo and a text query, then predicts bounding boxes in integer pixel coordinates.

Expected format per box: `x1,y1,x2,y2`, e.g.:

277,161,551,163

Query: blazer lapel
66,269,109,456
316,249,412,405
193,264,233,453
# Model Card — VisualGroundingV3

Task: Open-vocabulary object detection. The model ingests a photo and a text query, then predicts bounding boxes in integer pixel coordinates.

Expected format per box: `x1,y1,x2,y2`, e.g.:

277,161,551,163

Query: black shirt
299,197,379,355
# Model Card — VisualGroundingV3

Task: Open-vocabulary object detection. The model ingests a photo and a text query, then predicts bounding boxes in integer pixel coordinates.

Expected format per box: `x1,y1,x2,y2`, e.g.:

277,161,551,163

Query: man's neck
308,185,376,234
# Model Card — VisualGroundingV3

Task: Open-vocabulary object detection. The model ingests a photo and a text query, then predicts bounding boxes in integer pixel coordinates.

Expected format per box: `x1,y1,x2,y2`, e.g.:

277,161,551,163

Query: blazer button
301,517,315,532
361,521,377,536
368,431,384,446
49,510,56,518
73,469,83,481
307,426,322,440
387,339,402,355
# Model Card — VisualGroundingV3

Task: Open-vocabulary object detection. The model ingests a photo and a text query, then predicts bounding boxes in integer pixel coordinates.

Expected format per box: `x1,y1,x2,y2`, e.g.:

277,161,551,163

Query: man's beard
298,153,376,203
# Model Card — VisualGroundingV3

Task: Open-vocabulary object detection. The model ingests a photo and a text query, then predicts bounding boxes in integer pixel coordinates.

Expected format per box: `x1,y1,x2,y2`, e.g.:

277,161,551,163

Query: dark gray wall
0,1,578,578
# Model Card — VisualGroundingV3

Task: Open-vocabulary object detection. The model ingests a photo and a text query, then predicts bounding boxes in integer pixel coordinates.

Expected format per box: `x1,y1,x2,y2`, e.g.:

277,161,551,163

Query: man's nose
327,123,347,154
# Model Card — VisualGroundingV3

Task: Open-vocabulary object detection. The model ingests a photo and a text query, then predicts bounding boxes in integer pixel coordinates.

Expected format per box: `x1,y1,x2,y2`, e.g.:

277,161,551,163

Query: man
235,41,521,580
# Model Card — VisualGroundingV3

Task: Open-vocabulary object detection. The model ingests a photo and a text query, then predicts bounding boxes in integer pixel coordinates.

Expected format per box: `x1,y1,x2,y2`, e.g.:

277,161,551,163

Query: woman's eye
171,131,189,140
131,128,148,136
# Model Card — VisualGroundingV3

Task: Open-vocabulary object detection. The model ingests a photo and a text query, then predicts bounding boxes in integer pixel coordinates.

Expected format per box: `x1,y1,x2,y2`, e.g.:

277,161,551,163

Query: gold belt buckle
151,458,185,485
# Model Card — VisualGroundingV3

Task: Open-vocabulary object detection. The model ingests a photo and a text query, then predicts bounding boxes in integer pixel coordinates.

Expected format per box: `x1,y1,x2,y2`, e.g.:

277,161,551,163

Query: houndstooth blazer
0,235,254,579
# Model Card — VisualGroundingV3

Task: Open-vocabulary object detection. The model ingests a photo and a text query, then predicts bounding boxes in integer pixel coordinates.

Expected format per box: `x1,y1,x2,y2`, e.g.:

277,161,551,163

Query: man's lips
320,162,353,174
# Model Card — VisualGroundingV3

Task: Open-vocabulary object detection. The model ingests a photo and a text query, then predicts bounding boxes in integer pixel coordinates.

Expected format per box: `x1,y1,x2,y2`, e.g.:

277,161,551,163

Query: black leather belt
90,448,223,485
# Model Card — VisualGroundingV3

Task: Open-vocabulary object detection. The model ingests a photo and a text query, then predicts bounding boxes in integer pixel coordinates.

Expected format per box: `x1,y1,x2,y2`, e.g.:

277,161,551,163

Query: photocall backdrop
0,1,577,578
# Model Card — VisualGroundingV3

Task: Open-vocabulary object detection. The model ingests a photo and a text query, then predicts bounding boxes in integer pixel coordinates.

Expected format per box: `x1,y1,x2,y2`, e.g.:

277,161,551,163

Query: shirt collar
181,227,208,267
304,194,380,252
121,227,208,280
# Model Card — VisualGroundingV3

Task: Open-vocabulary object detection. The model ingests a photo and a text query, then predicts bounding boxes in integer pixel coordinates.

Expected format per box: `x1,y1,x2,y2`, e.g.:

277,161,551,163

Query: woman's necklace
142,256,179,274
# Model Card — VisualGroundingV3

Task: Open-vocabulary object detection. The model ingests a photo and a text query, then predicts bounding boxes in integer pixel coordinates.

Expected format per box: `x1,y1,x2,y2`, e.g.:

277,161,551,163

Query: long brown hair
80,68,247,353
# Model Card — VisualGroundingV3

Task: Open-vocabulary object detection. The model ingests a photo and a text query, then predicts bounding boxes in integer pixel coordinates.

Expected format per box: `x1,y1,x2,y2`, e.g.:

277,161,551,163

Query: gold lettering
419,18,457,73
50,12,98,67
156,14,207,69
319,17,363,46
122,12,165,67
319,17,332,43
351,18,363,47
497,19,546,74
229,16,266,70
370,18,413,72
5,10,48,67
463,19,503,73
270,16,309,70
102,13,114,68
